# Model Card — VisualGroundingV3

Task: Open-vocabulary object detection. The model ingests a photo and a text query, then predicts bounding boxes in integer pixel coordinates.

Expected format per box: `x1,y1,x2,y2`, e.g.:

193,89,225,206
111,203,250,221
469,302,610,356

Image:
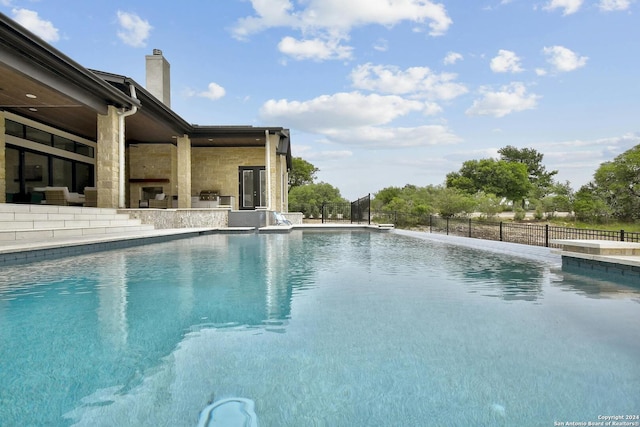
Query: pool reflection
437,244,547,301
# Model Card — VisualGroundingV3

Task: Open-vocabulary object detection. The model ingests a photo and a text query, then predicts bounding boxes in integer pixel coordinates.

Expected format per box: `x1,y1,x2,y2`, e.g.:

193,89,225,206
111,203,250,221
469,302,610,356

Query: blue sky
2,0,639,200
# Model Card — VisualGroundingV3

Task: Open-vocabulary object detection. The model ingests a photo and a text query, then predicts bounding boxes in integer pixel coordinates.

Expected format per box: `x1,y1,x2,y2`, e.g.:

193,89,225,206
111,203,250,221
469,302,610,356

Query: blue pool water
0,231,639,426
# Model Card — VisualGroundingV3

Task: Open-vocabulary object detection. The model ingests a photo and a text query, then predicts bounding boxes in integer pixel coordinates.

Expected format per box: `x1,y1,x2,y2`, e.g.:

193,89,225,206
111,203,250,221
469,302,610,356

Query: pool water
0,232,638,426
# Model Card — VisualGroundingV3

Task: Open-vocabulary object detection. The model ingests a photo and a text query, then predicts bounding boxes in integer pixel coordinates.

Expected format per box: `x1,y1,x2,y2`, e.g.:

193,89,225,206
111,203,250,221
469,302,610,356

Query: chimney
145,49,171,107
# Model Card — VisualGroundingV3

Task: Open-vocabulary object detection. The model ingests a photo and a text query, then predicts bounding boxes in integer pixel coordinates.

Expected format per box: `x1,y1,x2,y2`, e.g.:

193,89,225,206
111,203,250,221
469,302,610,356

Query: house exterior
0,13,291,212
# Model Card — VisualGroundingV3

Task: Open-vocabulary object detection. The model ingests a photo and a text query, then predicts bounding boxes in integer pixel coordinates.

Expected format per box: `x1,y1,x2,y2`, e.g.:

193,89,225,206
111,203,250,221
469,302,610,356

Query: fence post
446,217,450,235
545,224,549,247
429,215,432,233
368,193,371,225
499,222,503,242
621,229,625,242
322,203,325,224
469,218,472,238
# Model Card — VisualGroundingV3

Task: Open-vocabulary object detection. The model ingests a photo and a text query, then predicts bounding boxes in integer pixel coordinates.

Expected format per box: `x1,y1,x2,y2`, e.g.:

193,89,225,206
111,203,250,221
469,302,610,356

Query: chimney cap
153,49,163,55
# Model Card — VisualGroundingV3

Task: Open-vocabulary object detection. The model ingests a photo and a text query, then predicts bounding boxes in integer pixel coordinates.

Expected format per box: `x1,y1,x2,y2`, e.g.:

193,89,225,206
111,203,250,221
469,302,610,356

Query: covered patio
1,13,291,212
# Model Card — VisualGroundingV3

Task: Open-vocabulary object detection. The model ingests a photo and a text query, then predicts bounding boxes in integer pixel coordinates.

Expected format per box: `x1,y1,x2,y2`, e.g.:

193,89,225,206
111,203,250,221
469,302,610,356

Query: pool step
0,203,156,242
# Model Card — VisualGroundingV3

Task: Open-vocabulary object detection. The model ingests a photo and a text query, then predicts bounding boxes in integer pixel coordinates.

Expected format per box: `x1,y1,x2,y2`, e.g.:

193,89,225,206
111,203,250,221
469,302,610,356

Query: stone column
177,134,191,208
0,112,5,203
96,106,120,208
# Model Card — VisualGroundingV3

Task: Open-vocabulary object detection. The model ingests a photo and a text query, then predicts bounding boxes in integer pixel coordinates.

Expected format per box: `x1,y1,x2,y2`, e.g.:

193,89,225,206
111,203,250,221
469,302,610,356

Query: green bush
513,207,526,221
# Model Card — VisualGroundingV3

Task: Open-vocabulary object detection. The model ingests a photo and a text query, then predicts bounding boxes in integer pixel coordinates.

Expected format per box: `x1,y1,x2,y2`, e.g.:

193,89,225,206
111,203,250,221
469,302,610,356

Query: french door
239,166,266,210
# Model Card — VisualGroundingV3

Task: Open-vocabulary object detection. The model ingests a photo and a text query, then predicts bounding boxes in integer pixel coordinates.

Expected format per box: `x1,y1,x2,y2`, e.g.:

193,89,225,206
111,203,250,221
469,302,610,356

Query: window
52,157,73,189
5,120,24,138
6,119,95,158
25,126,52,146
53,135,76,153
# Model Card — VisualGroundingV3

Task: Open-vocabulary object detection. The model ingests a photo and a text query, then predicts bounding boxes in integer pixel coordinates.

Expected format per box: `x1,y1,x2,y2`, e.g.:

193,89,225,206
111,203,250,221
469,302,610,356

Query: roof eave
0,13,137,111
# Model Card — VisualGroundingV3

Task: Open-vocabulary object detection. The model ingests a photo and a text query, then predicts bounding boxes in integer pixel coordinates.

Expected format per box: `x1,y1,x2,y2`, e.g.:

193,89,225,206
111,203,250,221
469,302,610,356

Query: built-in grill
199,190,219,201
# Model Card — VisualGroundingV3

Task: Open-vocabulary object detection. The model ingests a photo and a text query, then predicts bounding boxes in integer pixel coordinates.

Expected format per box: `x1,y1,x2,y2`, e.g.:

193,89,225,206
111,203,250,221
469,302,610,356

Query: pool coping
0,227,255,266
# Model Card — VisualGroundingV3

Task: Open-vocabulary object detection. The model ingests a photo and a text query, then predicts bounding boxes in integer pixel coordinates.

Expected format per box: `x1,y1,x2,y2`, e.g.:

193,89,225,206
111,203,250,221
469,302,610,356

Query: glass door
239,166,266,210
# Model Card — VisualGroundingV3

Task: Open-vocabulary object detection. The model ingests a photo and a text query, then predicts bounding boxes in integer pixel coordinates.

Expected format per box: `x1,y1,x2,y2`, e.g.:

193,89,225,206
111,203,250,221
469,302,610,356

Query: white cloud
598,0,631,11
443,51,463,65
231,0,296,40
350,63,468,101
278,36,353,60
260,92,424,132
543,0,584,15
232,0,453,39
466,82,540,118
260,91,460,149
543,45,588,72
323,125,461,148
11,8,59,42
535,68,548,76
116,11,152,48
490,49,524,73
196,83,226,101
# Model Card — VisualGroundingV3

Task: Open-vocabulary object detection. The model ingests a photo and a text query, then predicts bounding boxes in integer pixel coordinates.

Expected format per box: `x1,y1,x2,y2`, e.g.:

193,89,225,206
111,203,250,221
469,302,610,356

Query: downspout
118,83,138,208
265,130,272,210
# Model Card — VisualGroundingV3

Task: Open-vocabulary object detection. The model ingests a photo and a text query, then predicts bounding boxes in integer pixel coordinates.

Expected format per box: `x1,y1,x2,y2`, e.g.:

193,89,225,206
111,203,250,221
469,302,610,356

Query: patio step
0,203,156,242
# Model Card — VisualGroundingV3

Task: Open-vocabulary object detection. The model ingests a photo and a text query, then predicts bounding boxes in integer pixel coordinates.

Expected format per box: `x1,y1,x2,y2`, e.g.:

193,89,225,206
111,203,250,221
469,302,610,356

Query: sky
2,0,639,200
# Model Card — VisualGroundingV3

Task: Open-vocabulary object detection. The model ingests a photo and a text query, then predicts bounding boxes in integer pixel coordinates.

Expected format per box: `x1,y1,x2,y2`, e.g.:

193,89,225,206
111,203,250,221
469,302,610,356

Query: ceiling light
26,93,37,99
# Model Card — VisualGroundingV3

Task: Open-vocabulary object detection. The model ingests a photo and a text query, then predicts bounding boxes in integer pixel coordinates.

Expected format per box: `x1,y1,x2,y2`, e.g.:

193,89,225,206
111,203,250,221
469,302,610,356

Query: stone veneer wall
123,208,229,229
96,106,119,208
127,143,177,207
191,146,264,206
284,212,303,225
128,143,288,211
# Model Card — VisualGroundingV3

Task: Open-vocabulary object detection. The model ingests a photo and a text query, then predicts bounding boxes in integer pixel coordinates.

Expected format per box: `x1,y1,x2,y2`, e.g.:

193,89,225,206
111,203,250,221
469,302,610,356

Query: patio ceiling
0,62,99,139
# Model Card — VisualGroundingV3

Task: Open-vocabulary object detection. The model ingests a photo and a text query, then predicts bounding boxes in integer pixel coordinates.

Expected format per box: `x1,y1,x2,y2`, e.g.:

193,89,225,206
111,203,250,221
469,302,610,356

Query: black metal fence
318,205,640,247
313,196,640,247
388,214,640,247
321,194,371,224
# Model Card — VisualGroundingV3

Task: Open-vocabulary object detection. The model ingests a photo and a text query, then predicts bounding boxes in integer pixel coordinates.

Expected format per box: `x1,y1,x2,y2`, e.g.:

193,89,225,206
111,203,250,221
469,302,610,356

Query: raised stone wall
123,208,229,229
284,212,303,225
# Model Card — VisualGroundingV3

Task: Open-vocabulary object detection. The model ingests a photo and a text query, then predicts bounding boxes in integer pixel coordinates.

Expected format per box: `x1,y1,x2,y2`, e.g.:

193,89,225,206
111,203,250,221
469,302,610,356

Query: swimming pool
0,231,638,426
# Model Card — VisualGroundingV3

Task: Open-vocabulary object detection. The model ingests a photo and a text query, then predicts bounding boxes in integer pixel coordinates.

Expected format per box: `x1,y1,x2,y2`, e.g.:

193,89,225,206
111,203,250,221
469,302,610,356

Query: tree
446,158,531,204
475,191,503,220
540,181,574,218
436,187,476,218
498,145,558,192
591,145,640,221
498,145,558,205
373,186,402,207
573,183,612,223
288,182,347,218
289,157,319,190
374,185,474,219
